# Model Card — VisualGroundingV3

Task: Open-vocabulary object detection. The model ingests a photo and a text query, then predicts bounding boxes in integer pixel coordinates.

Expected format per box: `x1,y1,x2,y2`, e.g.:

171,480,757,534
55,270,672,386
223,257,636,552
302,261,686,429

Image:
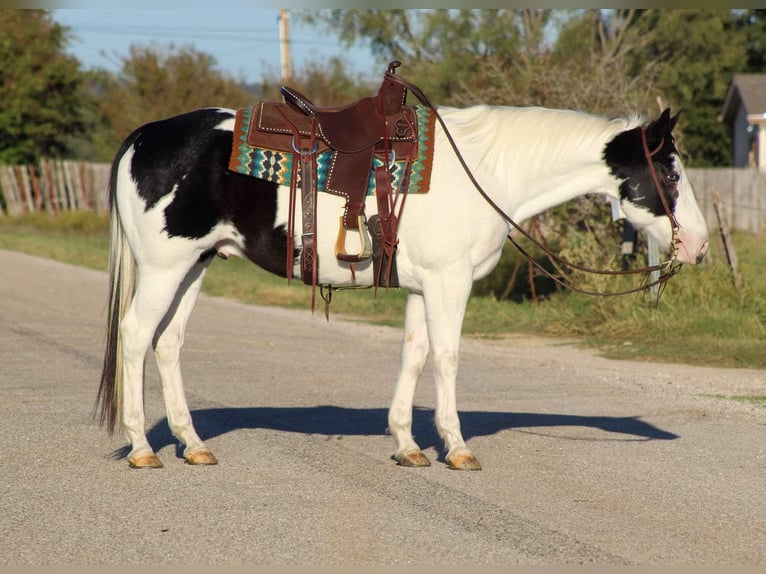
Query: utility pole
279,9,293,84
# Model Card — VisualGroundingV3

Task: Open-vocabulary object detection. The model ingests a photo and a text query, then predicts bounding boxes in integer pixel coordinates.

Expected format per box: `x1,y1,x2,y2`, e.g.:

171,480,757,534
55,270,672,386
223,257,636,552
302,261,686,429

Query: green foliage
302,10,532,106
737,9,766,71
628,10,746,166
82,44,257,162
0,209,108,234
710,395,766,407
0,10,85,164
467,226,766,369
2,8,763,171
309,9,762,166
258,56,378,106
0,211,109,269
78,44,378,163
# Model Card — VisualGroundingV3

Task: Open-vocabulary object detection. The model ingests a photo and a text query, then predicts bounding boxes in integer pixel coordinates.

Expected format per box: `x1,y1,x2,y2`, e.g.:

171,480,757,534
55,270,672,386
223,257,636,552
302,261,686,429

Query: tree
735,9,766,72
302,9,532,105
626,10,747,167
85,44,257,162
0,10,85,164
258,56,377,107
304,9,665,115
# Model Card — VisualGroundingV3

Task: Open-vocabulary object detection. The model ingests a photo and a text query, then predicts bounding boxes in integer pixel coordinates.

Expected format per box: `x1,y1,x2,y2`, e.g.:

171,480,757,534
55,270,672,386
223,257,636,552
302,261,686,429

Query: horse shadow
111,405,678,462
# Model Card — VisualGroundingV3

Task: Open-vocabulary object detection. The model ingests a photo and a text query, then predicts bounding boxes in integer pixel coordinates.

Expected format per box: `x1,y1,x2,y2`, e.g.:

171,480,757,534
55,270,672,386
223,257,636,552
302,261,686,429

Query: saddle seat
278,62,411,153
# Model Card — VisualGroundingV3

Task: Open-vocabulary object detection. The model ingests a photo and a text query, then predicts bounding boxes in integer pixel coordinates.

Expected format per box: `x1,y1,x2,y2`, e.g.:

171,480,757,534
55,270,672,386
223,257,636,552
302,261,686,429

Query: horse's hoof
395,450,431,467
184,449,218,465
128,453,164,469
446,453,482,471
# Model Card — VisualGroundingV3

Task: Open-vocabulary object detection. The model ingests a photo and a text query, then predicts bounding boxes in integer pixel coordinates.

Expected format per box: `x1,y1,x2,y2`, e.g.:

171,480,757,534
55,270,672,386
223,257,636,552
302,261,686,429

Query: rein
385,70,683,298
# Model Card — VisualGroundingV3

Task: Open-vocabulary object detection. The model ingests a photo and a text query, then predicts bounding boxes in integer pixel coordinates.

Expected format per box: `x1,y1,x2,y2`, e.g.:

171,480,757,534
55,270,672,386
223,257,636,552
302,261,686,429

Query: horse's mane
438,104,644,176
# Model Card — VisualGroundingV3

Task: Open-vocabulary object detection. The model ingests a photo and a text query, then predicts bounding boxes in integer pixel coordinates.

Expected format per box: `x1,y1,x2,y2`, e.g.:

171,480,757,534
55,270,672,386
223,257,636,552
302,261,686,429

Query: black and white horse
97,104,709,470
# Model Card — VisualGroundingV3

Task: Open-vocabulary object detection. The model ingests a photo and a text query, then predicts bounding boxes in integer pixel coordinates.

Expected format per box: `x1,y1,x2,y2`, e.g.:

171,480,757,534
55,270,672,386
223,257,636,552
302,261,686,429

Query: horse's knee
431,346,459,377
119,314,153,358
153,331,182,362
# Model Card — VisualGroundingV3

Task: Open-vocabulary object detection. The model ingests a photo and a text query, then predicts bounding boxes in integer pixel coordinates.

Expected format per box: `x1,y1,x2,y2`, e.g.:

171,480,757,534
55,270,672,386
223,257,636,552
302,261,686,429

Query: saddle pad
228,103,435,195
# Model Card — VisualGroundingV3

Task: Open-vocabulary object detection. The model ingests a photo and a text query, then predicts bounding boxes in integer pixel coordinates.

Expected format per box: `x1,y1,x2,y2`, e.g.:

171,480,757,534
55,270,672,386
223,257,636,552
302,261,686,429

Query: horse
96,102,709,470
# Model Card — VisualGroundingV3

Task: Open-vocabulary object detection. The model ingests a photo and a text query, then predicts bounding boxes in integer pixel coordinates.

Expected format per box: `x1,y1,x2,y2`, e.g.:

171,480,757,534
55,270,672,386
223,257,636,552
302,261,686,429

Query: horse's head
604,108,709,265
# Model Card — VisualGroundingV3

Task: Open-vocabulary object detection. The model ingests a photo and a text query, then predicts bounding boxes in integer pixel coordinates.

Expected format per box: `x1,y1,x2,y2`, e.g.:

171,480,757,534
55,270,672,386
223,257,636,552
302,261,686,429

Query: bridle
640,126,681,263
386,70,684,298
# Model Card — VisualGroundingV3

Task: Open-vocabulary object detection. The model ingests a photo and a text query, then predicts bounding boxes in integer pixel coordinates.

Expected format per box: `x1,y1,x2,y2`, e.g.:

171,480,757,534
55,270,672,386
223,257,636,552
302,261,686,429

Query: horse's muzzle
677,238,709,265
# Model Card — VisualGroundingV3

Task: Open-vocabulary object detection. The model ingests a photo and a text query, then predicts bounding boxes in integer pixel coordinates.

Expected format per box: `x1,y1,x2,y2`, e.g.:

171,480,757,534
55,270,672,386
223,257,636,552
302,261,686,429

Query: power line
67,24,340,47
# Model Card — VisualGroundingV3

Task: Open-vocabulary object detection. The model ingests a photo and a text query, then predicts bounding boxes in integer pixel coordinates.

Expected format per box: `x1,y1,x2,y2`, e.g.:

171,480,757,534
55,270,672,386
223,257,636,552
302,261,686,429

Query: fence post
646,234,660,296
712,191,743,291
0,166,22,215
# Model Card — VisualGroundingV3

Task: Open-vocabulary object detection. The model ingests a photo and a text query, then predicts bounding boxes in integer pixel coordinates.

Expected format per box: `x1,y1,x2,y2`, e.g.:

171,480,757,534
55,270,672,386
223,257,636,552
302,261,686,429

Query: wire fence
1,161,765,235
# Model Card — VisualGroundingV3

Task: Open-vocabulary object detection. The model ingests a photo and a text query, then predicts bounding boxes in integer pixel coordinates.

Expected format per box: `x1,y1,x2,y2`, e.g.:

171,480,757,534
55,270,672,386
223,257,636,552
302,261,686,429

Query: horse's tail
95,159,136,435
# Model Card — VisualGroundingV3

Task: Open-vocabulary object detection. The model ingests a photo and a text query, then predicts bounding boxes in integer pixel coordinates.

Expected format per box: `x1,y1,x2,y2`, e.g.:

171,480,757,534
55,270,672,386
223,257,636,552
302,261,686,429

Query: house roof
721,74,766,124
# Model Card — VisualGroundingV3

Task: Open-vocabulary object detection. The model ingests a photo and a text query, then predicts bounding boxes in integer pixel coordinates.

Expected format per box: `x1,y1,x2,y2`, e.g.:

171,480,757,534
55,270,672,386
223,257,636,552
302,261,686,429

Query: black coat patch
116,108,289,277
603,109,680,217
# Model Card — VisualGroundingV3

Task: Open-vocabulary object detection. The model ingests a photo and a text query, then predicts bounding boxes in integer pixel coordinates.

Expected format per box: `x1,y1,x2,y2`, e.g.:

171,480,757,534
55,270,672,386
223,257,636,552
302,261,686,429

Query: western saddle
245,61,420,307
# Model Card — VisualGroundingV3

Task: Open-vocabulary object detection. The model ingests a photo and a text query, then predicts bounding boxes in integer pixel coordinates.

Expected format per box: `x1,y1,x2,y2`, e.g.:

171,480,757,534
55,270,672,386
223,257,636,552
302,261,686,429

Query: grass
2,211,766,373
708,395,766,408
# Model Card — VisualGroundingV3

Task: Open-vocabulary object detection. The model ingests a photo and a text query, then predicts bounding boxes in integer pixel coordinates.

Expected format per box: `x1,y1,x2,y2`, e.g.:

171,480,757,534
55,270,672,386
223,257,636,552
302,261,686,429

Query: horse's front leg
389,292,432,467
423,270,481,470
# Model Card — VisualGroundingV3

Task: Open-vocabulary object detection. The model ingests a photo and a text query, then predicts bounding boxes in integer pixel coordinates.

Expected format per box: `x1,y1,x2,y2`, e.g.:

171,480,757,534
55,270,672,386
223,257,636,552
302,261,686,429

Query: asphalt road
1,248,765,565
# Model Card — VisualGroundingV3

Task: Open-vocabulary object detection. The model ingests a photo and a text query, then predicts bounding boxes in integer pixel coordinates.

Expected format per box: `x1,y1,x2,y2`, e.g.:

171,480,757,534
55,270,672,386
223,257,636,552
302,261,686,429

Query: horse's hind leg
120,263,197,468
153,259,217,465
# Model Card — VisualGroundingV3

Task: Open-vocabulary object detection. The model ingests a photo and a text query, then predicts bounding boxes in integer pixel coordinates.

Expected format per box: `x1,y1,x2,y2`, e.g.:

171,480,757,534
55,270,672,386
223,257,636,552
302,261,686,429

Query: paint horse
97,75,709,470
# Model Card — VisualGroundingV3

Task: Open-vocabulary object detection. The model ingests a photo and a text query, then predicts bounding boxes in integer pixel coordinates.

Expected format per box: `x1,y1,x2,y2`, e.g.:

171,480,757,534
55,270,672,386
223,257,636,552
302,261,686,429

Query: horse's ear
655,108,680,133
657,108,671,130
669,110,681,132
646,108,675,149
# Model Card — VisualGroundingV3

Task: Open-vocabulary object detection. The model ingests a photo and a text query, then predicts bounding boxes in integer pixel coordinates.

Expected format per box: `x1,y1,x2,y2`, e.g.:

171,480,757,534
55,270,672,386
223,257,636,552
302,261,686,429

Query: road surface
1,249,764,565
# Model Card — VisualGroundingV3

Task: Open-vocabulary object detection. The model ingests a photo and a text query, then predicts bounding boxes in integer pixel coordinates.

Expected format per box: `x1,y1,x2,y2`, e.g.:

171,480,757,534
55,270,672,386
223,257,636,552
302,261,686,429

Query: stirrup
335,215,373,263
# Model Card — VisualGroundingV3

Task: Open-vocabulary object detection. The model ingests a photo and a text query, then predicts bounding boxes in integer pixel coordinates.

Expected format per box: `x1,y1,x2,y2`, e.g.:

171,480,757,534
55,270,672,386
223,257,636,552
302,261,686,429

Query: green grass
2,211,766,370
708,395,766,408
0,211,111,270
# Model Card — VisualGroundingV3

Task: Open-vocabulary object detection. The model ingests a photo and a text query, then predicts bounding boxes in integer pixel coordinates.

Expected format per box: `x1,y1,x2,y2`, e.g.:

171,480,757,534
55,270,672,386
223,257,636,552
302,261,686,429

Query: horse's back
114,108,235,206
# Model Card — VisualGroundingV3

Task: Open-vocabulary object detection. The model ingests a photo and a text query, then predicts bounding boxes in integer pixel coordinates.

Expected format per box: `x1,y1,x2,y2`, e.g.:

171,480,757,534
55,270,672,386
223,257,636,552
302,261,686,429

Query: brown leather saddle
244,61,419,300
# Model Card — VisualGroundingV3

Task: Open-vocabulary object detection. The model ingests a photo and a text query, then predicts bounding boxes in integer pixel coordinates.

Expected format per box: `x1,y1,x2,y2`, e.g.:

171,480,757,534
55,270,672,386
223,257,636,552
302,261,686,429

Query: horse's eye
664,171,680,184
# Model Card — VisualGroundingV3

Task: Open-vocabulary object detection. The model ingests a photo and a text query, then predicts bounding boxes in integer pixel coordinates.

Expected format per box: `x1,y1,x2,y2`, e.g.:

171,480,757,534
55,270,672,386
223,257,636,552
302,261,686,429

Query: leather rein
386,71,683,298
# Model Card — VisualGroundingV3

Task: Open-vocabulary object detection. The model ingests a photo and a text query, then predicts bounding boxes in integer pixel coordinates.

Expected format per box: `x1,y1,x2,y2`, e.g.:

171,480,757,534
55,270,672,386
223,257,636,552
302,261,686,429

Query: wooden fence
686,168,766,235
0,160,110,216
1,161,765,235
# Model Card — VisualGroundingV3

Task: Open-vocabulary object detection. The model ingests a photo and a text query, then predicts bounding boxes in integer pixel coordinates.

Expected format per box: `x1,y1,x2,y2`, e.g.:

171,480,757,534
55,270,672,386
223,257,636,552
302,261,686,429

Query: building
720,74,766,171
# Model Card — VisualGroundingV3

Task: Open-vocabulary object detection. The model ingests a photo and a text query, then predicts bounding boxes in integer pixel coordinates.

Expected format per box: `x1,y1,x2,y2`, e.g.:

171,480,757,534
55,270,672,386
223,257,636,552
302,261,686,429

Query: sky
39,3,745,84
51,8,379,85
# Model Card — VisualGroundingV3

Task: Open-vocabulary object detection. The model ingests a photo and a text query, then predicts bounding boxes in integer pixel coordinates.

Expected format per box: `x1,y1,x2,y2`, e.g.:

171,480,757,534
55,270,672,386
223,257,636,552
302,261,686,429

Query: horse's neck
448,106,633,223
508,159,619,223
